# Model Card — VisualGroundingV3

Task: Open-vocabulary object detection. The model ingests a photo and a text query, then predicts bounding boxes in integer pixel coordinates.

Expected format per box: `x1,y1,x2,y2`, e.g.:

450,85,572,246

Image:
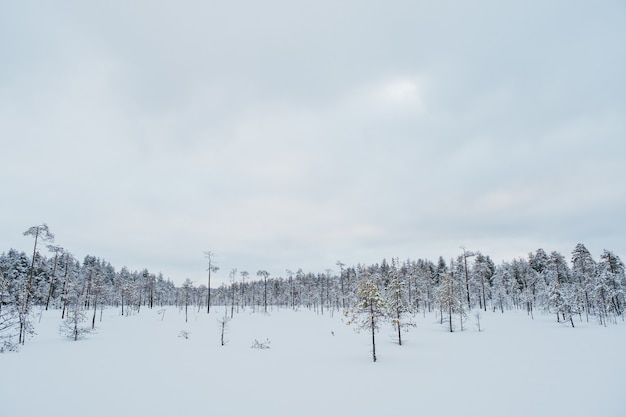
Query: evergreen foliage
346,274,387,362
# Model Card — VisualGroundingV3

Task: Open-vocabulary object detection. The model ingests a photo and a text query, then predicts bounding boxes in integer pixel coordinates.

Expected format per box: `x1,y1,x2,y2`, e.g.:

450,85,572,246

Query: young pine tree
60,281,92,341
346,277,387,362
385,260,415,345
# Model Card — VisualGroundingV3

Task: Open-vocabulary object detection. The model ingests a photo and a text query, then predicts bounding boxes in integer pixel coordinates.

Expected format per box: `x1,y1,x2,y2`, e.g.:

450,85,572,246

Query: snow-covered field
1,307,624,417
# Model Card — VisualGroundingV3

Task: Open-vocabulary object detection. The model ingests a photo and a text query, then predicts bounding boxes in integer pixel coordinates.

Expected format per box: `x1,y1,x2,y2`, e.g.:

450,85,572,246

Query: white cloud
2,0,625,284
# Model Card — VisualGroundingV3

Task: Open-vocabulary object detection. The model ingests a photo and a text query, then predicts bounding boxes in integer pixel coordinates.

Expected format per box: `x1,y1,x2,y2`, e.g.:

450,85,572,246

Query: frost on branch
346,276,386,362
59,307,93,341
217,315,230,346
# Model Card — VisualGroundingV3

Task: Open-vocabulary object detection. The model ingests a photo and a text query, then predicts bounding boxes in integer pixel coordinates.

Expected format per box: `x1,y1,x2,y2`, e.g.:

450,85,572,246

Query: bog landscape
2,225,625,417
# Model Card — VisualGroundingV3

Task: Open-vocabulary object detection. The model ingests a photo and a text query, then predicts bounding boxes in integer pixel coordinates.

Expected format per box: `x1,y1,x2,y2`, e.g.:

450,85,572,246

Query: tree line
1,224,624,353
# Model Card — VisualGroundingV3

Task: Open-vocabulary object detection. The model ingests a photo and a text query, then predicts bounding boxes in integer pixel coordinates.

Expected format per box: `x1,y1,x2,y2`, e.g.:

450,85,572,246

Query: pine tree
571,243,596,322
436,272,465,332
346,275,387,362
546,251,575,327
490,265,510,313
596,250,625,322
0,269,20,351
412,259,436,314
182,279,194,323
460,247,475,309
44,245,63,310
204,251,219,314
257,270,270,313
20,225,54,344
516,258,538,319
529,249,551,314
61,299,90,341
473,253,495,312
385,259,415,345
60,270,92,341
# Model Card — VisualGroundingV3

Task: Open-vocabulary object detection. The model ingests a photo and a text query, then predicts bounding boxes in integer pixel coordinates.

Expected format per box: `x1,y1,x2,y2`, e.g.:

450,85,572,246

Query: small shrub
251,338,271,349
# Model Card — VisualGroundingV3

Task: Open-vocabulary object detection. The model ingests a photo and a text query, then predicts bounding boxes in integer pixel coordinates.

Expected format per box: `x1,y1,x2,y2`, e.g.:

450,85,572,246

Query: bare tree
204,251,219,314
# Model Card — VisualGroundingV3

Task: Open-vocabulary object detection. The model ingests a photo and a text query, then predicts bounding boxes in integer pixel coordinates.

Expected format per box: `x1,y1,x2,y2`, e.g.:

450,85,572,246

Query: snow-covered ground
1,307,624,417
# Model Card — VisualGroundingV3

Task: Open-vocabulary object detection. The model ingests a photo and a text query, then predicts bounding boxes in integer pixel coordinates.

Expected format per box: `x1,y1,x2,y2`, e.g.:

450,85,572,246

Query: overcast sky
2,1,625,286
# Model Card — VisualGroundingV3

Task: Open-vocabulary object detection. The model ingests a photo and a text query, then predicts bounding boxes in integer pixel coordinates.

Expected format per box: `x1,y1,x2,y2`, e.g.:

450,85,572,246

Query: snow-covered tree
60,268,92,341
204,251,219,313
82,256,106,329
217,315,231,346
459,247,475,309
44,245,63,310
436,271,465,332
514,258,538,319
546,251,575,327
60,301,91,341
410,259,436,314
240,270,249,310
0,249,33,345
229,269,237,318
182,279,194,322
22,225,53,305
0,269,20,351
385,259,415,345
596,250,625,323
473,253,494,312
571,243,596,322
490,264,509,313
528,249,551,312
346,275,387,362
60,254,80,319
257,270,270,313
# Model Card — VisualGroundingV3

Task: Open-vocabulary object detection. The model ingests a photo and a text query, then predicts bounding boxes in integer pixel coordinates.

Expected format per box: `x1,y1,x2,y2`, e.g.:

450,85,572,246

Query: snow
1,307,625,417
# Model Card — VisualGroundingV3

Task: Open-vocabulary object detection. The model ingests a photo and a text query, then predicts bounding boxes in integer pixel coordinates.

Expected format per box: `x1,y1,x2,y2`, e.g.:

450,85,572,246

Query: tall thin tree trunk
370,303,376,362
397,310,402,346
46,252,59,310
26,229,40,308
206,266,212,314
60,258,69,319
463,252,471,309
92,296,97,329
264,277,267,313
320,277,324,315
481,276,487,312
230,285,235,319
